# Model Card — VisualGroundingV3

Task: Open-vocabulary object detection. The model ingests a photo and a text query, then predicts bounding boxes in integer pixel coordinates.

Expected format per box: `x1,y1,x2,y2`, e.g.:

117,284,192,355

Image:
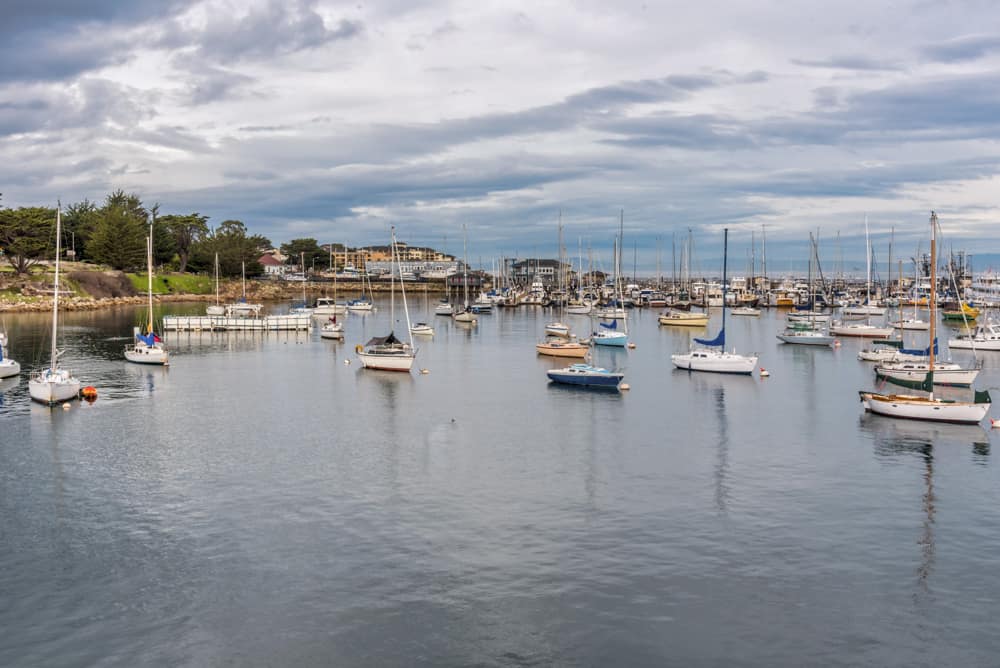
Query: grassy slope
126,273,213,295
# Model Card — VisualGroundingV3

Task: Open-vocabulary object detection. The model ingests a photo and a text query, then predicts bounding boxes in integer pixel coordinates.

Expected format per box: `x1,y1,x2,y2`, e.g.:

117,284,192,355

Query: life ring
355,344,363,353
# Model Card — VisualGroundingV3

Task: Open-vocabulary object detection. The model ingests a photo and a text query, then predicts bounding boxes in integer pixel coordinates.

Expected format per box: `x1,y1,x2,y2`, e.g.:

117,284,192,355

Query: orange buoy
759,368,770,377
80,386,98,402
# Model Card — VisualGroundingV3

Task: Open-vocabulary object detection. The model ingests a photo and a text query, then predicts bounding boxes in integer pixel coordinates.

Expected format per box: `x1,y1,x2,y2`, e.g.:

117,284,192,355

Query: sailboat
544,215,572,338
410,281,435,336
29,206,82,405
671,229,758,374
125,221,169,365
860,212,991,424
347,266,375,312
206,253,226,315
290,252,314,314
226,262,263,317
591,213,629,347
453,224,477,323
777,234,837,346
0,330,20,379
842,216,886,316
892,258,928,330
356,227,417,371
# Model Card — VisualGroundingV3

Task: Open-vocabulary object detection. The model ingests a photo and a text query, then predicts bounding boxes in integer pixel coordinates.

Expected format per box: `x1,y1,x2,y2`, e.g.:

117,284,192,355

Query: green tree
191,220,271,277
62,199,99,261
86,191,148,270
0,206,56,274
280,238,324,271
159,213,208,272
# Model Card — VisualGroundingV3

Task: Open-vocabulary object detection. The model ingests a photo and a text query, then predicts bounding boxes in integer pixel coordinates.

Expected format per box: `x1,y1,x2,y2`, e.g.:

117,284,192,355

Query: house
258,253,285,277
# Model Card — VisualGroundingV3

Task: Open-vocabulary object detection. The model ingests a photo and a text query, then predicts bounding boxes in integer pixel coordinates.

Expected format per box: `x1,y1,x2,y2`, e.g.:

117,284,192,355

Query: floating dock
162,315,312,331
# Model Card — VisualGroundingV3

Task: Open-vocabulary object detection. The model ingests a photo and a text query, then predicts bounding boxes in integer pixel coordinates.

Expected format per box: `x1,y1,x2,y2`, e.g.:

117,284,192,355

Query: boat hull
591,332,628,347
830,324,894,337
28,372,81,405
547,370,623,388
671,351,758,374
0,360,20,379
536,342,589,358
859,391,989,424
874,364,980,387
357,350,416,371
776,333,836,346
658,312,709,326
124,343,169,365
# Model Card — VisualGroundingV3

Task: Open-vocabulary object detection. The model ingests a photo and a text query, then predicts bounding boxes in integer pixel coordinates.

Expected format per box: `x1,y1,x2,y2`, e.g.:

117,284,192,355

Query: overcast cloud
3,0,1000,269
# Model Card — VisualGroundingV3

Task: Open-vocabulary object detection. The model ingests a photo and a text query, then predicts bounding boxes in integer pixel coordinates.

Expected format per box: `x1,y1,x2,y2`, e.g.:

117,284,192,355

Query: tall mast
929,212,937,400
50,205,62,370
721,228,728,347
864,215,872,304
146,218,154,333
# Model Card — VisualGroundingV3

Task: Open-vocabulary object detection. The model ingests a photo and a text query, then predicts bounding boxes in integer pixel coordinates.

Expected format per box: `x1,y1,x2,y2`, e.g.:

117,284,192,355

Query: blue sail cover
901,338,938,356
694,328,725,347
599,320,618,330
136,332,161,345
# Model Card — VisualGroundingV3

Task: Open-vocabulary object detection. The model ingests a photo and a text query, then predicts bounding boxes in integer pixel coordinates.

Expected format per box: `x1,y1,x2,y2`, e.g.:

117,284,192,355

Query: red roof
258,254,282,266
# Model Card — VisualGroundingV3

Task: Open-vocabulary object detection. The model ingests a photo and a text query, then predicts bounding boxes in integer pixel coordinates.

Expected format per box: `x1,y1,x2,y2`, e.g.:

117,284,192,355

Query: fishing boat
313,296,346,315
125,221,169,365
357,227,417,372
0,331,20,379
671,229,758,374
29,206,82,405
776,329,837,346
410,322,435,336
859,212,991,424
949,320,1000,351
546,362,624,389
731,306,760,316
206,253,226,315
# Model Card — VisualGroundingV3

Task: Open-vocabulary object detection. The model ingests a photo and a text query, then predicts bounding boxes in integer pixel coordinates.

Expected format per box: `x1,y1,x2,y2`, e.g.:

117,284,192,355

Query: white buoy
62,403,71,410
991,418,1000,429
620,383,630,391
344,359,351,365
627,342,636,349
759,367,770,377
420,368,429,374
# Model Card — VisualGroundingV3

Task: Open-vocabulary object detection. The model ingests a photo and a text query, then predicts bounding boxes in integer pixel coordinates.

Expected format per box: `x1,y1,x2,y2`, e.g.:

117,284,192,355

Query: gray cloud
189,0,362,64
792,55,903,71
920,33,1000,62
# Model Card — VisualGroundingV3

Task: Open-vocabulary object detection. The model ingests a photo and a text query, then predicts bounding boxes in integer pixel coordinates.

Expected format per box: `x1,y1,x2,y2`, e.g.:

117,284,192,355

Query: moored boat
547,363,624,389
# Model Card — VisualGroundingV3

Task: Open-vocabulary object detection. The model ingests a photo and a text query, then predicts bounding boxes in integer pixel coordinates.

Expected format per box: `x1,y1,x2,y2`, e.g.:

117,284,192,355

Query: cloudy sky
3,0,1000,273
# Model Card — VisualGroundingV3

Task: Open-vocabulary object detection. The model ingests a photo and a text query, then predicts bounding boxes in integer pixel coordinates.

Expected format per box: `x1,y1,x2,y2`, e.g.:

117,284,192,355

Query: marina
3,297,1000,665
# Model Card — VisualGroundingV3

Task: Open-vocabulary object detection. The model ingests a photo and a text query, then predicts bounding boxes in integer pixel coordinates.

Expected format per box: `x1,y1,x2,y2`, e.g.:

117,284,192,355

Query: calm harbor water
2,301,1000,666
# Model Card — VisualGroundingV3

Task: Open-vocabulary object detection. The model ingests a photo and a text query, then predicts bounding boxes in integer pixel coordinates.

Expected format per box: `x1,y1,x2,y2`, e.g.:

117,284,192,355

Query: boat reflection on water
860,414,990,597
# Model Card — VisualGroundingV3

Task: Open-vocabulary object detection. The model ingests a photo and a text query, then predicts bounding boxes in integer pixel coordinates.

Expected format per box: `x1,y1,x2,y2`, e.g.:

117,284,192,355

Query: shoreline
0,280,452,313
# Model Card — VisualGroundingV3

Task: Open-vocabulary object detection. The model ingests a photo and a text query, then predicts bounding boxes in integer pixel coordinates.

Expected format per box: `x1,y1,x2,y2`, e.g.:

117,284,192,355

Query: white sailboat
357,227,417,371
320,314,344,339
206,253,226,315
29,206,82,405
0,330,20,379
226,262,263,317
453,224,477,323
842,216,886,316
125,221,169,365
860,212,991,424
672,229,758,374
591,213,629,347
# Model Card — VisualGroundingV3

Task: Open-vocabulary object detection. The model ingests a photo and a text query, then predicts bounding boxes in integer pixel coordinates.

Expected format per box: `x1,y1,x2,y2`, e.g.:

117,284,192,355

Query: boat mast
722,228,728,347
146,217,154,333
393,226,415,348
864,215,872,305
50,205,62,370
929,212,937,400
